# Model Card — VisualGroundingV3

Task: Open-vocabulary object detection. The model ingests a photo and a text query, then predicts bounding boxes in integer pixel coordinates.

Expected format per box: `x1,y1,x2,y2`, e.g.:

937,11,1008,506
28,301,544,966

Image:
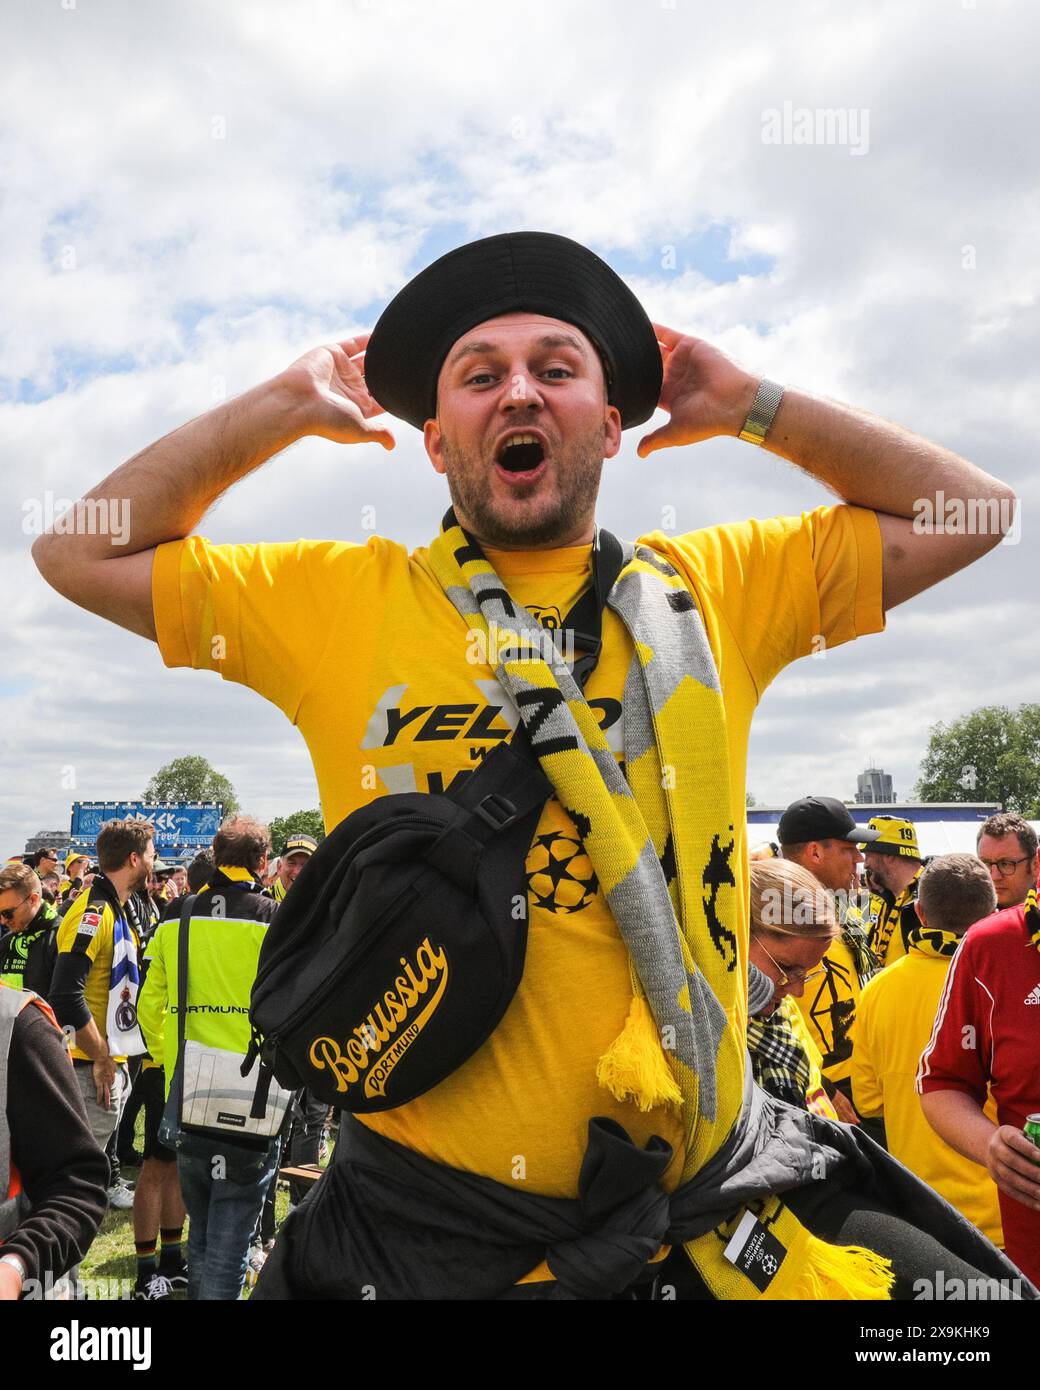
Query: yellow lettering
415,938,447,983
395,974,418,1008
384,989,407,1024
402,956,426,998
365,1003,392,1044
308,1037,358,1091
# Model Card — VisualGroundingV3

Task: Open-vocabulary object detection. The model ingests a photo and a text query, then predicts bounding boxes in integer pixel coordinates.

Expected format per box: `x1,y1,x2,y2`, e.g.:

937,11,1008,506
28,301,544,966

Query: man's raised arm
31,336,395,641
637,324,1017,612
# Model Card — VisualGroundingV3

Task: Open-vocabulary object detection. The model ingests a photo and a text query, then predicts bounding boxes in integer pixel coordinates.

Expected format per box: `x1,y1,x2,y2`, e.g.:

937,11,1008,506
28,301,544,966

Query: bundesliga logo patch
77,911,102,939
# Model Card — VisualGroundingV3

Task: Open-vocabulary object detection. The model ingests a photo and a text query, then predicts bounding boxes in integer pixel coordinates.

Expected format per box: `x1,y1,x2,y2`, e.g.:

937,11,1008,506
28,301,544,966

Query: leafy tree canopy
143,755,240,817
914,704,1040,816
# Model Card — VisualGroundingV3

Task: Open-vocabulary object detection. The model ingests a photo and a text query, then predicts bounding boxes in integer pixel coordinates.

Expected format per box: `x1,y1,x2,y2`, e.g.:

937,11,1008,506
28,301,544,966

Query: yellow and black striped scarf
907,922,960,959
1025,888,1040,952
429,517,893,1301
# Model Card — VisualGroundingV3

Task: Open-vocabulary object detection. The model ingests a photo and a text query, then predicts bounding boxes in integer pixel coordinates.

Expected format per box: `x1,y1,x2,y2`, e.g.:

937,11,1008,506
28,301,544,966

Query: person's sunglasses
0,894,31,922
979,856,1030,876
751,933,826,988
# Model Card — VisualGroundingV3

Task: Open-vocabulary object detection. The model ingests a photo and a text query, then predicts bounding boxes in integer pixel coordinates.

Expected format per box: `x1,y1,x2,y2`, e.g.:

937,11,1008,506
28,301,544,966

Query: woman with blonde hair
747,858,840,1119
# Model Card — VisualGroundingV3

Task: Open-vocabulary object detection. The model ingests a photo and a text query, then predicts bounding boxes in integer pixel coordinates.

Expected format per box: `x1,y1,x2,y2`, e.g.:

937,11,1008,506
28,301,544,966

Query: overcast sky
3,0,1037,851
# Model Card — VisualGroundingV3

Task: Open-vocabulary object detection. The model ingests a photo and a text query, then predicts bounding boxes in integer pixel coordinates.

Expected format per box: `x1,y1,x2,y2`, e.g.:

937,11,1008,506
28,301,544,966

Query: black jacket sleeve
24,931,58,1002
3,1007,109,1284
48,952,93,1033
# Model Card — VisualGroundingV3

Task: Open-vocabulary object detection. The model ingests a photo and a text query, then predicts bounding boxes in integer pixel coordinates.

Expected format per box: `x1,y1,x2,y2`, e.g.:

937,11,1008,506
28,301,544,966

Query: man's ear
602,405,623,461
424,418,446,476
914,899,927,928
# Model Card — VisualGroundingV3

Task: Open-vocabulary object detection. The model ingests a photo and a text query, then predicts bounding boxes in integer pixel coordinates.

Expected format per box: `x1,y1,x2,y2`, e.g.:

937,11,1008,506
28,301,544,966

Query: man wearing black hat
32,232,1024,1300
778,796,882,1125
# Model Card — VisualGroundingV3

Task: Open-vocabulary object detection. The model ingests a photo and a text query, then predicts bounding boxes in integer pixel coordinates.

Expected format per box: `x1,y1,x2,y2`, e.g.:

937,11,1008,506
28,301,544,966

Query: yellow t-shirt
57,891,139,1063
793,931,862,1086
151,504,883,1198
776,997,838,1120
850,948,1003,1246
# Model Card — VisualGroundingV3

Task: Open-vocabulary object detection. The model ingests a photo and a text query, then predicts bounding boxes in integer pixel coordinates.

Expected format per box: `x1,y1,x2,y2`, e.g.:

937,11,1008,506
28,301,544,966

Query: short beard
440,429,605,548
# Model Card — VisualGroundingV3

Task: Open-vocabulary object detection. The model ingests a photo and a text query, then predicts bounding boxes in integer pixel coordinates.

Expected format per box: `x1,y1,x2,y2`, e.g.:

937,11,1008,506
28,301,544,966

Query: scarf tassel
764,1235,895,1301
596,994,683,1112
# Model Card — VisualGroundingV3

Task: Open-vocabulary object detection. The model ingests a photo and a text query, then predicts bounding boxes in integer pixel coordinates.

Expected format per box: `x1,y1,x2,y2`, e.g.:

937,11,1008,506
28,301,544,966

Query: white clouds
2,0,1038,848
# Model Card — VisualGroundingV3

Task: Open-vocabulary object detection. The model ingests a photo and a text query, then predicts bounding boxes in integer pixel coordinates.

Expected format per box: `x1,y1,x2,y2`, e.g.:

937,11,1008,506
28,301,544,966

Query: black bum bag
248,736,551,1113
247,514,624,1114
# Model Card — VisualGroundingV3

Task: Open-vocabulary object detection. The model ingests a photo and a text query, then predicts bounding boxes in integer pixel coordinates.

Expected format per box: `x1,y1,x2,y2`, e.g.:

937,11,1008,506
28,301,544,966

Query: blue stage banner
69,802,223,850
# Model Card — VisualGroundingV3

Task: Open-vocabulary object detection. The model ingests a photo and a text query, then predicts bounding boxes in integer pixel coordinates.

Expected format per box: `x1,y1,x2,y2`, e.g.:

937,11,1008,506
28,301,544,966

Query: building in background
855,767,896,804
23,829,70,856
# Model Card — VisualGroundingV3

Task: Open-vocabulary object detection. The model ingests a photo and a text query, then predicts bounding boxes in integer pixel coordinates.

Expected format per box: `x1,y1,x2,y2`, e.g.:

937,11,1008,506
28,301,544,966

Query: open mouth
495,432,546,475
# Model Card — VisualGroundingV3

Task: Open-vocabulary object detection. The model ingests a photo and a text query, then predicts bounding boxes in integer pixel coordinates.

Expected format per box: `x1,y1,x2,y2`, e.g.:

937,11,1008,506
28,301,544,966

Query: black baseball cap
363,230,663,432
777,796,882,847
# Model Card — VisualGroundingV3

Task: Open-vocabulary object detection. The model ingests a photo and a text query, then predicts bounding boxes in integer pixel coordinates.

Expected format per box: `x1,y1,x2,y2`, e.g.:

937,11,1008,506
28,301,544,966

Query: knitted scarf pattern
907,923,961,959
427,517,894,1301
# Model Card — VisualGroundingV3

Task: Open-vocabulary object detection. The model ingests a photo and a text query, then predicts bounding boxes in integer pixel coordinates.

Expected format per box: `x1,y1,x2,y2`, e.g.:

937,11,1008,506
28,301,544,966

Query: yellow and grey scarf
428,517,893,1300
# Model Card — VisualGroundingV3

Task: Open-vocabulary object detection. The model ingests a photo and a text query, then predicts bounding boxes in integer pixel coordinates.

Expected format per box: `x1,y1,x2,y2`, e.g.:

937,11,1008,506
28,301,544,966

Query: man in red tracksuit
918,882,1040,1286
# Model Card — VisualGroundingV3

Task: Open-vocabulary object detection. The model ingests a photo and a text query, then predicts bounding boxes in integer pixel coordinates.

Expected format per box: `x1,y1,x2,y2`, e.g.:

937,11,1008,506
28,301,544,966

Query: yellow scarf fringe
596,994,683,1111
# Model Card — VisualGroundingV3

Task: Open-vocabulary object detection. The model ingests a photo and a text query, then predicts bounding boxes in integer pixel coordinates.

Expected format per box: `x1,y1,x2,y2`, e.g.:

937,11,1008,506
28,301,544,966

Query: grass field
80,1111,324,1300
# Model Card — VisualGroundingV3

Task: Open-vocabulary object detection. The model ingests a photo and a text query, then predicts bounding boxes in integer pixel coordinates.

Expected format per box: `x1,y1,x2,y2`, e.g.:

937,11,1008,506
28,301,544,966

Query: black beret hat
363,230,663,431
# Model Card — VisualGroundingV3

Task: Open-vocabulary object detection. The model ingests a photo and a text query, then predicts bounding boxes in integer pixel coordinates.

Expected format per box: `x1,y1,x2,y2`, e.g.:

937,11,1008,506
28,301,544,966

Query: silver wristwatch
738,379,785,445
0,1252,28,1285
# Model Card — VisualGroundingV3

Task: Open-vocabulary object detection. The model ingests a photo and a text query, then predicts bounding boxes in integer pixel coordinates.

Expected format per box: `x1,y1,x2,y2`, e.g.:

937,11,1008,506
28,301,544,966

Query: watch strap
0,1252,27,1284
738,378,785,445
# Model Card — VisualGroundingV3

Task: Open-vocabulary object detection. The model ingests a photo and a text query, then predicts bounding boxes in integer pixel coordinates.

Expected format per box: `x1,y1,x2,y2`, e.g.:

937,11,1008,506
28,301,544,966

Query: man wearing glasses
975,812,1040,911
918,812,1040,1285
0,862,59,999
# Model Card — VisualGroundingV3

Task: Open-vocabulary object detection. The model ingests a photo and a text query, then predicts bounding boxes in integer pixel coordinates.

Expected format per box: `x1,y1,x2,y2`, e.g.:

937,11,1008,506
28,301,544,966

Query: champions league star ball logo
525,833,598,914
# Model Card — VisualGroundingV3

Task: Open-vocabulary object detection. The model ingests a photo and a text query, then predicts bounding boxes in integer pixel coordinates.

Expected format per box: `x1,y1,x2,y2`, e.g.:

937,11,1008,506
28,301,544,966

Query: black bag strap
175,892,197,1080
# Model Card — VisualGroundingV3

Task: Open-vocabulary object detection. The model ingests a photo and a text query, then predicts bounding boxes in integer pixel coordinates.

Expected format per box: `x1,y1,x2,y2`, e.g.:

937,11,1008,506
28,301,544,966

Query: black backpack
247,518,623,1114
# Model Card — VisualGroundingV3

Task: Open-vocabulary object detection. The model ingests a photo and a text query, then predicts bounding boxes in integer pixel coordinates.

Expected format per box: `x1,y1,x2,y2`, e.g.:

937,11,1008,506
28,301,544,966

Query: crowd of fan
0,799,1038,1300
0,820,324,1300
746,800,1040,1290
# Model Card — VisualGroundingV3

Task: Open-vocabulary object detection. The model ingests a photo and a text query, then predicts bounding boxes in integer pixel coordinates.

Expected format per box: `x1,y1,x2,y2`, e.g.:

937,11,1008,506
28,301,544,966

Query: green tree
143,755,240,817
914,704,1040,815
745,791,758,808
268,808,325,855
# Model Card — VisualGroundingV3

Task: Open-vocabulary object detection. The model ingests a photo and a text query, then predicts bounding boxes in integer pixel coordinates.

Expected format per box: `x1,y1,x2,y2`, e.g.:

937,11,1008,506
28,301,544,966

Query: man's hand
280,335,396,449
635,320,1015,612
32,330,397,641
830,1088,861,1125
637,323,758,456
986,1125,1040,1209
93,1054,116,1109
